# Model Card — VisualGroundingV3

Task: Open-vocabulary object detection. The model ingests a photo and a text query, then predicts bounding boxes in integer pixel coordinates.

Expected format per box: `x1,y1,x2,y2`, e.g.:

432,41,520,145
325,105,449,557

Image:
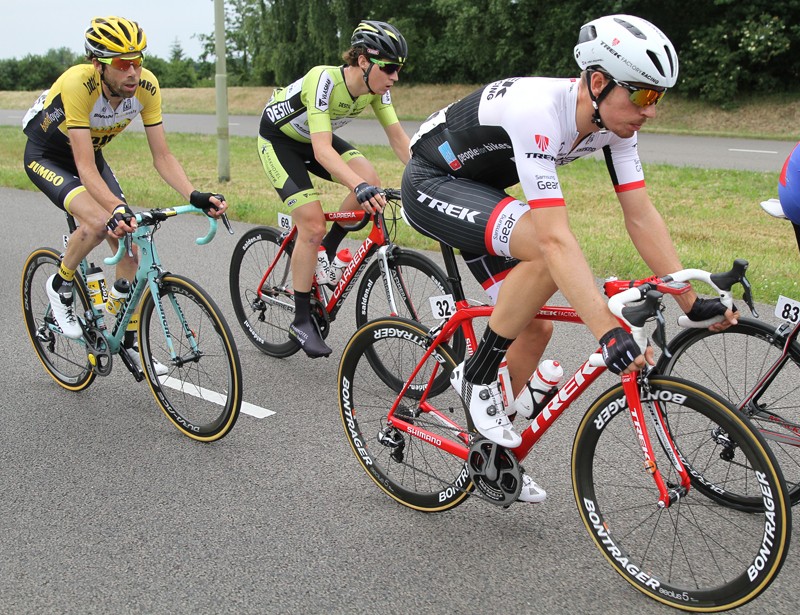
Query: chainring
467,438,522,506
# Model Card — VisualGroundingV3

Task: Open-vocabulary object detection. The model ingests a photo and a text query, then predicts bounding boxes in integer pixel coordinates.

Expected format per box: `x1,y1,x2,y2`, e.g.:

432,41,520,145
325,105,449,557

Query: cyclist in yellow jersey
23,17,228,370
258,20,410,357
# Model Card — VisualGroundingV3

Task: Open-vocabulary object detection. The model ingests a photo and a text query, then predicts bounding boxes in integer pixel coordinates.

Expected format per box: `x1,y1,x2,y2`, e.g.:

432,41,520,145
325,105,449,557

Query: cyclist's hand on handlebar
354,182,385,214
106,204,137,238
687,297,738,332
190,190,228,218
600,327,651,375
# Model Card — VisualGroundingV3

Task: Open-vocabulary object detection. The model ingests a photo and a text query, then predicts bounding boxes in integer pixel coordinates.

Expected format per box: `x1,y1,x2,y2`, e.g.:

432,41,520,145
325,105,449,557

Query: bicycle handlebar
588,259,753,367
104,205,220,266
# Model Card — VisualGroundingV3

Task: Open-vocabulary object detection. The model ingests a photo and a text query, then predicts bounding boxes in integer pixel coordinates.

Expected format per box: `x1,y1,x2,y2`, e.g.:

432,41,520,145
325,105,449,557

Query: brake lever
221,213,234,235
740,274,758,318
652,306,670,359
124,233,133,258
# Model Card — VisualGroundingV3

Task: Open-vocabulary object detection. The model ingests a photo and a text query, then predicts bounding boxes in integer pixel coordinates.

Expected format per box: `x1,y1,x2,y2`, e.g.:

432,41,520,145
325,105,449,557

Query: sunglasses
370,58,403,75
610,76,666,107
97,55,144,71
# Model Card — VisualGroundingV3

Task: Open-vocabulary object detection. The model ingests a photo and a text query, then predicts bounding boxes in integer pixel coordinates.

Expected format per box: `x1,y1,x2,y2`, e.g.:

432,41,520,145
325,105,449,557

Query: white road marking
161,376,275,418
728,148,778,154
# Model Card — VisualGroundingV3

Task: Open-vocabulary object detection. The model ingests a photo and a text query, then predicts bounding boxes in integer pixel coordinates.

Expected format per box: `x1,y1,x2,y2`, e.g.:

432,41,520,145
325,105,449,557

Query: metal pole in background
214,0,230,181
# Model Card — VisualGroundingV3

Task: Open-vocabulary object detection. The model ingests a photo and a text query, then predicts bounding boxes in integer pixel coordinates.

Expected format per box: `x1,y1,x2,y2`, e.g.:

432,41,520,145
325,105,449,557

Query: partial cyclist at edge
257,20,410,358
762,141,800,253
400,14,737,502
22,16,228,372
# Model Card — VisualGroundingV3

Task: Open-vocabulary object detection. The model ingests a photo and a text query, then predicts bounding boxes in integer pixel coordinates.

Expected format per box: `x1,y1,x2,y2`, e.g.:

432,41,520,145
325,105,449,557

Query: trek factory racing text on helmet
573,14,678,88
85,16,148,58
350,20,408,64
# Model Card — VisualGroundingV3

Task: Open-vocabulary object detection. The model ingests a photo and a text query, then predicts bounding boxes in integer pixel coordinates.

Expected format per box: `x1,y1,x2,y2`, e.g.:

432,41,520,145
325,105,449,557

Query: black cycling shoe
288,321,332,358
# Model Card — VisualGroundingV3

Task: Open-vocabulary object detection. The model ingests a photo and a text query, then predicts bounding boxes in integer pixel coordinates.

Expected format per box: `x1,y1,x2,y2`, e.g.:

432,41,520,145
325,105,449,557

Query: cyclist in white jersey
401,14,738,502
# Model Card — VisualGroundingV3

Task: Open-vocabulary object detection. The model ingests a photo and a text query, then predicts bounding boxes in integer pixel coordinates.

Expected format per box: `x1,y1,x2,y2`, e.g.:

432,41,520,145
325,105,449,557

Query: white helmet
574,14,678,87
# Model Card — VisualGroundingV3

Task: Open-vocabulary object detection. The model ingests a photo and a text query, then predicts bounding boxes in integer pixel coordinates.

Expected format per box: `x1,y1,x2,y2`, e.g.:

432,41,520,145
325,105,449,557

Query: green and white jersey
261,65,399,142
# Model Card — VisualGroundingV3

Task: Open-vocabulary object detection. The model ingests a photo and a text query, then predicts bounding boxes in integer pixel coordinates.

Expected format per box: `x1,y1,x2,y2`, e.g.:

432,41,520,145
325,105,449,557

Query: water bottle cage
531,385,559,417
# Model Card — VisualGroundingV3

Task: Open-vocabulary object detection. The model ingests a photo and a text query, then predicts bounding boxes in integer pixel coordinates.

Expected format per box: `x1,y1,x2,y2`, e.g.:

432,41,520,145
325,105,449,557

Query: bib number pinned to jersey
775,295,800,324
429,294,456,320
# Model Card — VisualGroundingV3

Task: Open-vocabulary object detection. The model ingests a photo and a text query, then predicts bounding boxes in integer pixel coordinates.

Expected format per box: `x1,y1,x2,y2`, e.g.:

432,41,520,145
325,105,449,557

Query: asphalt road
2,108,796,172
1,187,797,614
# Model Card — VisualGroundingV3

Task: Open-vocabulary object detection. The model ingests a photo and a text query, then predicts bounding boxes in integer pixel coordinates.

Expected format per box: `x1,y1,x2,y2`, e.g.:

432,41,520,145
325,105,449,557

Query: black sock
52,273,72,291
293,290,311,324
321,223,348,261
464,325,513,385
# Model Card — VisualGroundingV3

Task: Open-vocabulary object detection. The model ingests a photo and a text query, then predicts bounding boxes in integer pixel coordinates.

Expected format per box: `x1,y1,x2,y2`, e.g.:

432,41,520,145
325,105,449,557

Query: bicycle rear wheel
357,248,465,395
572,376,790,611
229,226,299,357
139,274,242,441
21,247,95,391
338,317,472,511
657,318,800,504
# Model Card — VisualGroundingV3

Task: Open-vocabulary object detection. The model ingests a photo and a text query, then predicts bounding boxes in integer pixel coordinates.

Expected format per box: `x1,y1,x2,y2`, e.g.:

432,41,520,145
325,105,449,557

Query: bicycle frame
259,208,410,323
69,206,218,368
735,320,800,444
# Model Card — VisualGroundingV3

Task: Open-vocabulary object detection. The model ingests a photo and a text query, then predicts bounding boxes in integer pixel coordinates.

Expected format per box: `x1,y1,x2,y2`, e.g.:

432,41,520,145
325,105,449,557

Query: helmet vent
647,50,666,77
614,17,645,39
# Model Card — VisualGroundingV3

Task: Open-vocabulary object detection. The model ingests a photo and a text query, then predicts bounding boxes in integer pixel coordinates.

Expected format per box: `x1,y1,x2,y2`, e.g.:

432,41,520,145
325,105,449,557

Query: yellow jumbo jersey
23,63,163,152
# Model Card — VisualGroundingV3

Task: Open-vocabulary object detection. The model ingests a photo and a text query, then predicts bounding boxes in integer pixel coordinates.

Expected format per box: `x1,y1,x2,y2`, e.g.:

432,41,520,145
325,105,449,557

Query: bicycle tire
21,247,96,391
139,274,242,441
357,248,465,395
338,317,473,511
229,226,300,358
572,375,790,611
656,318,800,505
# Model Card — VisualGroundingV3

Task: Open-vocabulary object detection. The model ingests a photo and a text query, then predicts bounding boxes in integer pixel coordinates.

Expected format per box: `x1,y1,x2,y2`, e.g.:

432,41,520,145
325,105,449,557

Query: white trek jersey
410,76,645,208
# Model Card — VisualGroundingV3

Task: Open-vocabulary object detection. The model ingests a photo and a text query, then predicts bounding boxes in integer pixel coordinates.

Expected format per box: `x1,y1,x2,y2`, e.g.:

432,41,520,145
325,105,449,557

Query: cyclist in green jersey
257,20,410,357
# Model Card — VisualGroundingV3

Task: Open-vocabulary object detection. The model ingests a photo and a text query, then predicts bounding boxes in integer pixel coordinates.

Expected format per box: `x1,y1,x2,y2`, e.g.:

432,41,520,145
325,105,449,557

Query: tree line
4,0,800,105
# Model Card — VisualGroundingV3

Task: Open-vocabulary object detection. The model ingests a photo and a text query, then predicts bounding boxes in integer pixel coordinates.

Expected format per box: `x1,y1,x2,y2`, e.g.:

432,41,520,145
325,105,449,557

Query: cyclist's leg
401,162,549,449
24,144,112,338
462,252,554,398
257,133,331,357
319,139,373,260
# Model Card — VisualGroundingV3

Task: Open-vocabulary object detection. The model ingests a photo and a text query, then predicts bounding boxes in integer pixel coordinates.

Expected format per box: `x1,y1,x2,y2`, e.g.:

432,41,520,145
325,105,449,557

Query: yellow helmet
85,16,147,58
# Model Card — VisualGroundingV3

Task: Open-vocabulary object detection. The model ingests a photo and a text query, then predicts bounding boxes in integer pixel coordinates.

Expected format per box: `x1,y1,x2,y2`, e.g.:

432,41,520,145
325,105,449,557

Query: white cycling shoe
45,274,82,339
518,473,547,503
450,362,522,448
123,345,169,376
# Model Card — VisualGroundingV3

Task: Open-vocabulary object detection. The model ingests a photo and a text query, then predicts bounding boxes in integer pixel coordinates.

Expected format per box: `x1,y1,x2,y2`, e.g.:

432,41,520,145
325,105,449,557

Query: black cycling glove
190,190,225,214
686,297,737,323
106,204,135,233
354,182,381,205
599,327,640,375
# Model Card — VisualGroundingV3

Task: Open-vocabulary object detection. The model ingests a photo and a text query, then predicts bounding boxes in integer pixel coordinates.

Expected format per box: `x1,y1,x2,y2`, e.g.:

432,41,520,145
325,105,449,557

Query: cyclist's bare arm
383,121,410,164
619,187,737,331
69,128,135,221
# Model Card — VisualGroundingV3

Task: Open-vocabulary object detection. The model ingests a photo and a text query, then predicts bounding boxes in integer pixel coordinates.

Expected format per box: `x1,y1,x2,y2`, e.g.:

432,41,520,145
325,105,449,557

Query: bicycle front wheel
139,274,242,441
572,376,790,611
338,317,472,512
657,318,800,504
21,247,95,391
229,226,299,357
357,248,465,395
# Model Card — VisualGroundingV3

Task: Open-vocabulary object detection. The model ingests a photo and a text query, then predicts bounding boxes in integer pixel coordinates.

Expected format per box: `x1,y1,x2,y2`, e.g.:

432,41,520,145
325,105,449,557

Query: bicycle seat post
439,244,467,303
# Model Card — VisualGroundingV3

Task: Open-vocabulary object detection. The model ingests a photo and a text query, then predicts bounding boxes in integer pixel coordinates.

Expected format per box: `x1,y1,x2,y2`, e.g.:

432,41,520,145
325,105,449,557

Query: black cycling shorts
258,119,363,209
24,140,124,213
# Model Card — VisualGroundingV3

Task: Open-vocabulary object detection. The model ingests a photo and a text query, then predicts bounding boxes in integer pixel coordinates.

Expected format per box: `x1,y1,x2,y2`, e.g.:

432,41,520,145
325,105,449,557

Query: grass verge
6,125,795,304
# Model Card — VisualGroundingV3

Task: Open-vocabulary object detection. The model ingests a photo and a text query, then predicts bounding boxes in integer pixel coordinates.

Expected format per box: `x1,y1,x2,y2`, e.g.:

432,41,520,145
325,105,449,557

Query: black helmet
350,20,408,64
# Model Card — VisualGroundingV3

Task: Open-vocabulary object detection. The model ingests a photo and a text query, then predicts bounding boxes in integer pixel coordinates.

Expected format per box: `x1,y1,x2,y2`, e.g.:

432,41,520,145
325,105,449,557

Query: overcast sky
0,1,216,60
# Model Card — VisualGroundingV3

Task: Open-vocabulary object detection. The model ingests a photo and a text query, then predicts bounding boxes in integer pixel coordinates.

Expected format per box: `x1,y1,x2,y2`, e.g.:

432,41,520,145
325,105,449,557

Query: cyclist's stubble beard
100,66,137,100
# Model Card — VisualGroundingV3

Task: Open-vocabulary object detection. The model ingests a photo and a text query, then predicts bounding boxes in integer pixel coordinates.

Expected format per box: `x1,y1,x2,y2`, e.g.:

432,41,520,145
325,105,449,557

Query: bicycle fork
623,373,692,508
